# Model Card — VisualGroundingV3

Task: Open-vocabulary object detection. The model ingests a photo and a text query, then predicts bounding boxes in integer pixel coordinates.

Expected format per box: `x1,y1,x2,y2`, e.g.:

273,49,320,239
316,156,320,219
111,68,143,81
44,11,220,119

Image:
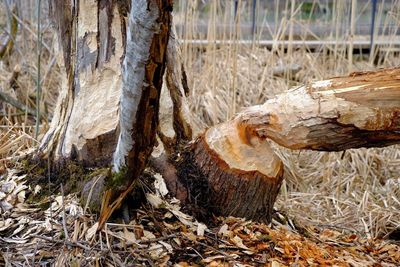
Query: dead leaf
85,222,98,241
154,173,168,197
148,244,165,259
231,235,250,250
169,208,193,227
202,255,228,263
143,230,156,240
120,228,137,244
146,193,163,208
159,240,173,253
196,222,207,236
0,218,13,231
271,260,284,267
33,185,41,195
218,224,230,237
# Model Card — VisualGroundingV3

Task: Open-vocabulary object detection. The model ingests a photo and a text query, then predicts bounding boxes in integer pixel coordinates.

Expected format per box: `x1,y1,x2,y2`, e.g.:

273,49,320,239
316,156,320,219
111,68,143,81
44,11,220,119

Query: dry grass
0,0,57,159
0,0,399,240
0,118,37,165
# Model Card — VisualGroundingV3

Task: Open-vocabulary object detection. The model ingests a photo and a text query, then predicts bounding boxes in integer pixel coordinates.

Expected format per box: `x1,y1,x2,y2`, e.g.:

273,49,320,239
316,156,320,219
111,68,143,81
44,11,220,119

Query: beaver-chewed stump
173,118,284,222
179,138,284,222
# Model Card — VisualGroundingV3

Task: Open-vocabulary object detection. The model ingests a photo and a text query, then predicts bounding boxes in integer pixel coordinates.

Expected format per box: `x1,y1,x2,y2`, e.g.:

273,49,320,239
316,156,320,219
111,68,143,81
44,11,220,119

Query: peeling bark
165,30,193,143
38,0,177,227
100,0,172,229
157,29,193,154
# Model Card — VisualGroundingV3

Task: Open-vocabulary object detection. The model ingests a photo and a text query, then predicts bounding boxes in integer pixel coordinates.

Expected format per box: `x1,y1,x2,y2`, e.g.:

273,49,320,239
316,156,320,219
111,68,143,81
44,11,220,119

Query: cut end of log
177,120,284,222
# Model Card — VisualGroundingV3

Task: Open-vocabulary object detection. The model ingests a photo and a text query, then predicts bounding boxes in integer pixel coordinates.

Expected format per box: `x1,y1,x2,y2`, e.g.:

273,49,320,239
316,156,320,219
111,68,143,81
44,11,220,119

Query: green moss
106,166,128,189
21,157,111,206
37,200,51,210
63,163,86,193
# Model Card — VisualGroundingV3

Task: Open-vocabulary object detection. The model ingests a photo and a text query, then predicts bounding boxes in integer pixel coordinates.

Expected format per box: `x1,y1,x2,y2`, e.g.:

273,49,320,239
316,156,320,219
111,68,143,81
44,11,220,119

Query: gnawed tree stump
177,129,283,222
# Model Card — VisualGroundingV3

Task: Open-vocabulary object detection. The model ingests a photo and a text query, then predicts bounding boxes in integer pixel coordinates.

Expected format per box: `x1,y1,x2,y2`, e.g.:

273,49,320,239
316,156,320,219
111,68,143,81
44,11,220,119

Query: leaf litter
0,169,399,266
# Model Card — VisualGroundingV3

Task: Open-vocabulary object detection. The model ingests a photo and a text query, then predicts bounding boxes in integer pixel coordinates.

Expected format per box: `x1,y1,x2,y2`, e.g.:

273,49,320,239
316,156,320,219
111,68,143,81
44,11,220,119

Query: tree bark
234,67,400,151
37,0,174,229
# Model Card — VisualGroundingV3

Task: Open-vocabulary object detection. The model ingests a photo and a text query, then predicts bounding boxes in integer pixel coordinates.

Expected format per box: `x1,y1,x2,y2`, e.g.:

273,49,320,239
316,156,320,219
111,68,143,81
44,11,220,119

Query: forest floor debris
1,169,399,266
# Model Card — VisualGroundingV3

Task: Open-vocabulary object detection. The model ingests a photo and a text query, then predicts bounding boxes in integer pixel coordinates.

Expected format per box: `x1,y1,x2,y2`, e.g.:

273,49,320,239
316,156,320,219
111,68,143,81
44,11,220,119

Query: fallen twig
139,233,178,244
60,184,70,241
31,235,91,251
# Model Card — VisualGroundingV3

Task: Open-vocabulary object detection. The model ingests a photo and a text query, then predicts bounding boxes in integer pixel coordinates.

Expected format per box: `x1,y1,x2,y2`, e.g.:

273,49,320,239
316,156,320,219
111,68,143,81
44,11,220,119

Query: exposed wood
181,130,283,222
100,0,173,229
38,0,127,165
235,67,400,151
165,30,193,143
37,0,181,227
36,0,400,227
157,29,193,154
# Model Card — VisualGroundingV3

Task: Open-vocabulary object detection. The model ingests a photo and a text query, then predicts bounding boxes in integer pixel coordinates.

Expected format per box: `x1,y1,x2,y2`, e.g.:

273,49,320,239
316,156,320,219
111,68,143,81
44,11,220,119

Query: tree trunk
38,0,129,166
38,0,174,228
99,0,172,227
235,68,400,151
37,0,400,226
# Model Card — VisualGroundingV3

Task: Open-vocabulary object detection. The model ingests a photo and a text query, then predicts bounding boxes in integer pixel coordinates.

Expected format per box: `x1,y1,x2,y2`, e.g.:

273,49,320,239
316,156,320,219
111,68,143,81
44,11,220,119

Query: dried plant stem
60,184,70,241
35,0,42,139
348,0,357,72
